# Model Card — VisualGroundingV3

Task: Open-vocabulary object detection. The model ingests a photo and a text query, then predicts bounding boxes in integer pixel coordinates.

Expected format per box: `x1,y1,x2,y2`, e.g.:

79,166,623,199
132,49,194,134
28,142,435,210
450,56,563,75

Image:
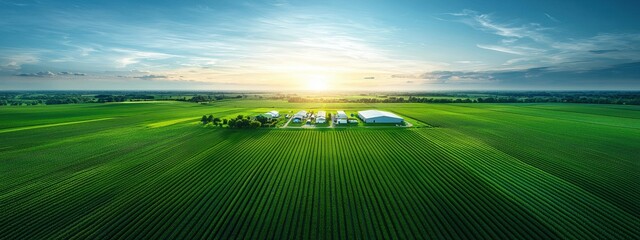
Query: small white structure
357,110,404,124
316,111,326,123
267,110,279,118
333,110,346,124
335,110,348,124
263,110,279,119
293,110,307,122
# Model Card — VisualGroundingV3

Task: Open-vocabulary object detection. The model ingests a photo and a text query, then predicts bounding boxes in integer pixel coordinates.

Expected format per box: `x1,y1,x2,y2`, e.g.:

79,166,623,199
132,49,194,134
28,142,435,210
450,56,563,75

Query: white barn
292,110,307,123
357,110,404,124
263,110,279,119
335,110,348,124
316,111,327,123
268,110,279,118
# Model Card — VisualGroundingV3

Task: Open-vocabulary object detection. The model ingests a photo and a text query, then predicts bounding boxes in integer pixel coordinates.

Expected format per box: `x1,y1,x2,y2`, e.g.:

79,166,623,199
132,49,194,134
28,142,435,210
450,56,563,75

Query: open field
1,100,638,239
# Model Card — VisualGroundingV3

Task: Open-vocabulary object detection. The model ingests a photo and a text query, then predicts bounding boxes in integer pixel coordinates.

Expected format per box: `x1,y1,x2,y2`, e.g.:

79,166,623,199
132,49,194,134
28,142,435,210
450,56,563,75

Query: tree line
179,94,245,103
288,92,640,105
201,114,280,129
0,93,157,105
2,91,639,106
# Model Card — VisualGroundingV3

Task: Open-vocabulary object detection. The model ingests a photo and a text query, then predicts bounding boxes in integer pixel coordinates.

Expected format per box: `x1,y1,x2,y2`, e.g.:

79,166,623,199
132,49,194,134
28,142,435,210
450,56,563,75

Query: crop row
1,124,638,238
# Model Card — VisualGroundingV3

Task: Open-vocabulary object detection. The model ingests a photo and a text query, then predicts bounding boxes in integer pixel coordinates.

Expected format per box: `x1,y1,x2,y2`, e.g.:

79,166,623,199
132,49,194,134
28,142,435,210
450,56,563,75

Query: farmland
1,101,639,239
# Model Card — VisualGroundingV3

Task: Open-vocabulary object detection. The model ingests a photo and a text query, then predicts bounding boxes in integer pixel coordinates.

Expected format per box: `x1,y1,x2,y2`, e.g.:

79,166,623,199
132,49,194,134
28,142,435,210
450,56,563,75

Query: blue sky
1,0,639,90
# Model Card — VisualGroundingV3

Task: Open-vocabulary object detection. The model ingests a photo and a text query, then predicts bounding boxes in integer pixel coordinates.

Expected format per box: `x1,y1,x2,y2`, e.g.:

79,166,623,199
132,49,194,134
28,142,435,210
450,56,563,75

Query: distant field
0,101,638,239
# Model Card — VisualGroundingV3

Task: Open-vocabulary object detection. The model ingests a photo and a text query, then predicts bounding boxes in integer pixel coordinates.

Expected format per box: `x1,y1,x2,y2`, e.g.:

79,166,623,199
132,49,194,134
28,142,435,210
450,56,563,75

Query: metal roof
358,110,403,120
294,110,307,117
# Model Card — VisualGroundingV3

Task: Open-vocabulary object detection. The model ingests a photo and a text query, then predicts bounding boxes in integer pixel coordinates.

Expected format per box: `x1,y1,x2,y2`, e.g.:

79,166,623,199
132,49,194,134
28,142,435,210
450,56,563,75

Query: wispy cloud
0,3,444,81
393,70,496,84
589,49,619,54
0,52,40,70
0,0,29,7
544,13,559,23
443,9,640,72
110,48,179,68
2,2,639,90
455,60,482,64
390,61,640,89
444,9,550,42
58,71,86,76
476,44,527,55
15,71,55,77
478,44,547,56
15,71,86,77
134,74,167,80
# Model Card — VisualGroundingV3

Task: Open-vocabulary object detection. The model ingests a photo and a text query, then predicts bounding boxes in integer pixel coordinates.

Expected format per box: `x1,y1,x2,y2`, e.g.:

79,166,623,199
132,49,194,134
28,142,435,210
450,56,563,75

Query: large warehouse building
357,110,404,123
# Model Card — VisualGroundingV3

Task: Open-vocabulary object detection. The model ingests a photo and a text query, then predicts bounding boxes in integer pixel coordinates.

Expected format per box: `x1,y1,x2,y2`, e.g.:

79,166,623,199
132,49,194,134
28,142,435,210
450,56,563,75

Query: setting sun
305,75,330,91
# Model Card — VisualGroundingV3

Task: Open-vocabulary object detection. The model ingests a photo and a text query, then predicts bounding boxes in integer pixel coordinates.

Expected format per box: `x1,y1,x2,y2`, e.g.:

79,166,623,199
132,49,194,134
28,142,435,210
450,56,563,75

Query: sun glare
305,75,330,91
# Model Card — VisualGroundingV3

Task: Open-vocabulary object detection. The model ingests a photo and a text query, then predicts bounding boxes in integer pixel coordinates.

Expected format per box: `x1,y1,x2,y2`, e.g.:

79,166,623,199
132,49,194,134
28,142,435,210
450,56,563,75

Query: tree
249,120,262,128
189,95,212,102
255,115,269,124
239,118,250,128
237,115,244,120
207,115,213,123
201,115,208,124
228,118,237,128
213,117,221,126
223,119,228,125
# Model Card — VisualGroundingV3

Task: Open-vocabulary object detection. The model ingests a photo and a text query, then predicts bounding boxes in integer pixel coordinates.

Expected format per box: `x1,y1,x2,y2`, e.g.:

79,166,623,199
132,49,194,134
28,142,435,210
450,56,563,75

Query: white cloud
58,71,86,76
544,13,559,23
445,10,640,71
1,53,39,70
16,71,55,77
447,9,550,42
476,44,526,55
14,71,86,77
455,60,482,64
1,3,446,87
134,74,168,80
110,48,178,68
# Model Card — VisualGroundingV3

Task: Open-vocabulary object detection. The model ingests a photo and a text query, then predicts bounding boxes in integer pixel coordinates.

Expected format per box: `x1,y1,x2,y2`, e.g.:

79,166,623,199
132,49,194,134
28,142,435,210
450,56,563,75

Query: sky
1,0,639,91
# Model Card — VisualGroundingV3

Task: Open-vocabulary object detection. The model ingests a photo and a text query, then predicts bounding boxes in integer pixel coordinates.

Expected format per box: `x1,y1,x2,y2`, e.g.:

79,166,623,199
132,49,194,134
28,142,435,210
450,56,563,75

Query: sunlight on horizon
304,74,331,91
0,1,638,90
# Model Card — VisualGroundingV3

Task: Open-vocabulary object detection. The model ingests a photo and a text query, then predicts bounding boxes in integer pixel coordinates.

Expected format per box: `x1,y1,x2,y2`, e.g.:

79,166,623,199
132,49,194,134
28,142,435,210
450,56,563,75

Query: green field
1,101,638,239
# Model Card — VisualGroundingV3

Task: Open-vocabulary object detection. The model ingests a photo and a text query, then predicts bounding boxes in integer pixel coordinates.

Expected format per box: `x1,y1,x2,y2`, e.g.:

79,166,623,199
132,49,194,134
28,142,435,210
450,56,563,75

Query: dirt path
281,117,293,128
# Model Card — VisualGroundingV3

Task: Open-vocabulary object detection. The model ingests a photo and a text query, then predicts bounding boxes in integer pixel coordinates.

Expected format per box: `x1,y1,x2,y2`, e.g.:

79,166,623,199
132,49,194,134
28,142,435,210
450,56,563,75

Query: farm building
262,110,279,119
267,110,279,118
357,110,404,123
292,110,307,123
316,111,327,123
336,110,348,124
